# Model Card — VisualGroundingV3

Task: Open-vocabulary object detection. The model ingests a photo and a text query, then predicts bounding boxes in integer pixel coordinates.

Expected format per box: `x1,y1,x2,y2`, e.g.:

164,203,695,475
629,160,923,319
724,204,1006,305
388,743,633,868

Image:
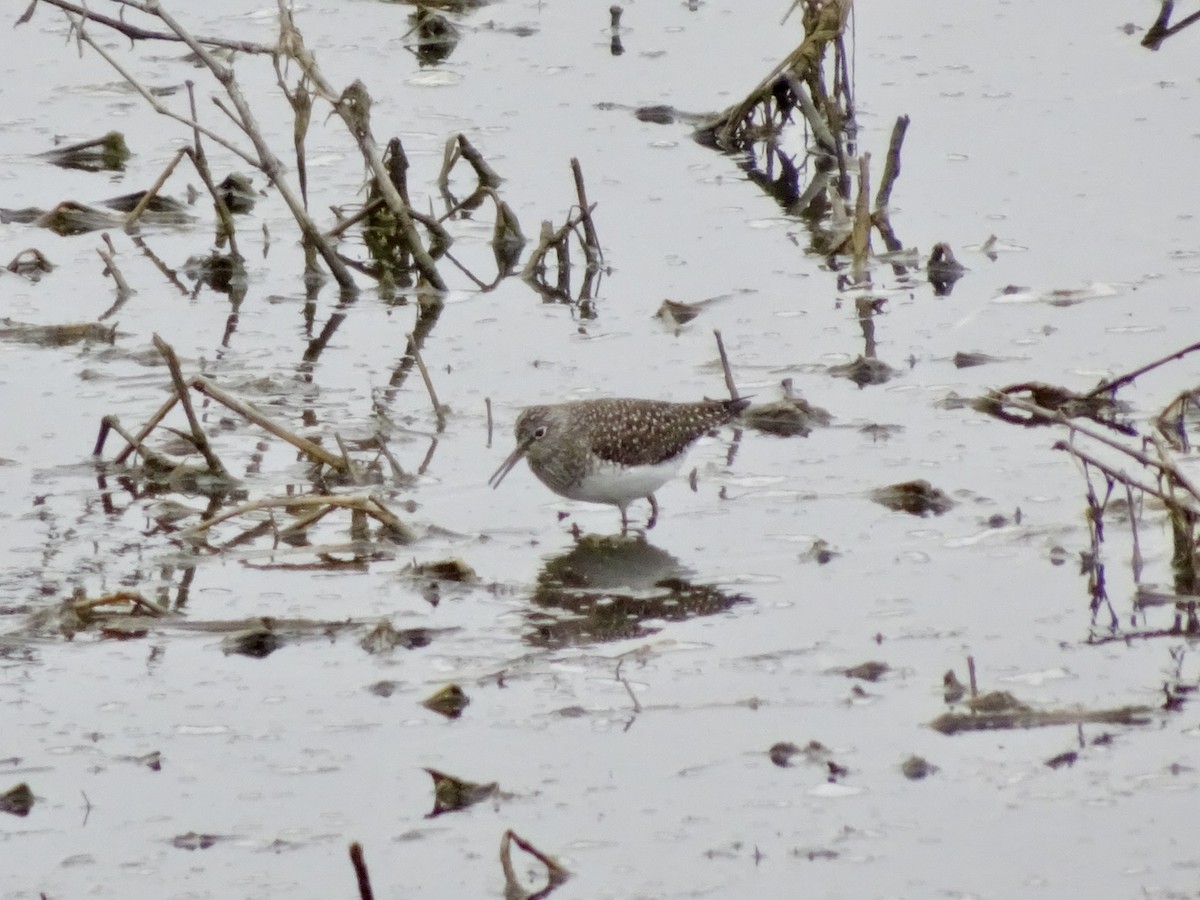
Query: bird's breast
565,457,684,505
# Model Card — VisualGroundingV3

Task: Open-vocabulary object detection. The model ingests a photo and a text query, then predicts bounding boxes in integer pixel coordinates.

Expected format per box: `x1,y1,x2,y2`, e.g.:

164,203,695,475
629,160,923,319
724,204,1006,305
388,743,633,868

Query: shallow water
3,1,1200,897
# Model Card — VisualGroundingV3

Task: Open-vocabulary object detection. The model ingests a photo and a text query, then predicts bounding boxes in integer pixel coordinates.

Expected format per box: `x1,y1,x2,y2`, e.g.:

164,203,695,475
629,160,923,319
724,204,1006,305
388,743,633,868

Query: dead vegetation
986,340,1200,643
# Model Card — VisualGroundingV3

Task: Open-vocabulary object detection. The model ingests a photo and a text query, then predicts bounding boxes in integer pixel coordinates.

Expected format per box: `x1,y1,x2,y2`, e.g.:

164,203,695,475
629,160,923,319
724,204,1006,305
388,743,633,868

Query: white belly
566,458,683,506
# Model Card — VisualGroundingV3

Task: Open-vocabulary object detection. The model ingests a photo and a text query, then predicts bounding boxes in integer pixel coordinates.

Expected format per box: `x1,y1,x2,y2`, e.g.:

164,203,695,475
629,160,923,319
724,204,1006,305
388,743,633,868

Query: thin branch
1085,340,1200,398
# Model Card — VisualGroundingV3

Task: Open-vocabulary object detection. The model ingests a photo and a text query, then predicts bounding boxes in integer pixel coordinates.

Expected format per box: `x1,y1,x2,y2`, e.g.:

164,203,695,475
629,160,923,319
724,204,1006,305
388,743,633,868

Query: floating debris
943,670,966,705
34,201,124,236
422,684,470,719
931,702,1152,736
799,538,838,564
927,242,965,293
407,7,461,65
742,378,832,437
360,620,433,654
953,351,1001,369
5,248,53,279
217,173,257,214
424,768,498,816
0,783,34,817
221,621,280,658
172,831,222,851
38,131,130,171
830,355,897,387
0,319,117,348
404,557,478,583
900,755,938,780
870,480,955,516
840,660,890,682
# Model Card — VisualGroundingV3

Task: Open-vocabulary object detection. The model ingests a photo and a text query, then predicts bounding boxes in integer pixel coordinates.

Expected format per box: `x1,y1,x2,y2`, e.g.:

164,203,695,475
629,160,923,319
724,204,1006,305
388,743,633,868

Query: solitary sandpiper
489,396,749,530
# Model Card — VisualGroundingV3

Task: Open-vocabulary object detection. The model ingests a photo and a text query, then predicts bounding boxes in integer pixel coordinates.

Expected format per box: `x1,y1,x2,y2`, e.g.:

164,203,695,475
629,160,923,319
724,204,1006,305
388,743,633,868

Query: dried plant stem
153,335,230,479
788,73,837,154
181,494,414,542
189,376,345,471
63,4,353,290
1085,339,1200,398
125,147,187,228
713,329,739,401
278,4,445,289
851,153,871,284
407,333,446,431
97,238,133,299
65,15,257,167
35,0,275,53
874,115,910,212
108,395,182,463
570,157,601,265
439,134,502,189
499,830,569,898
348,842,375,900
98,415,178,472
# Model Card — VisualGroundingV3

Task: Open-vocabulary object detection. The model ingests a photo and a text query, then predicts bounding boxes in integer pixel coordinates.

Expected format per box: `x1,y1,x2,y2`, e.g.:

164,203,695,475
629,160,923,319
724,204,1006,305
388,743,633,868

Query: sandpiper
489,396,748,530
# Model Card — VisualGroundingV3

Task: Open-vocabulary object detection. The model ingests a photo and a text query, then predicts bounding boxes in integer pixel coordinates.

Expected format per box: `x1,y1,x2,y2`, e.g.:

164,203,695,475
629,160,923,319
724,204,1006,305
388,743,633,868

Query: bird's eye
533,426,547,439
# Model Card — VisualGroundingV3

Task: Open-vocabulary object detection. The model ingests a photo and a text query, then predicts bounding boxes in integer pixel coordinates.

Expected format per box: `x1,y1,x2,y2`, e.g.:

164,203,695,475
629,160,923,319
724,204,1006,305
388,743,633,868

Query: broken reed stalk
33,0,276,53
995,393,1195,491
182,81,241,255
485,397,494,448
499,830,569,896
373,435,407,483
64,5,352,289
1126,481,1144,582
348,842,375,900
712,329,739,401
334,433,363,485
406,333,446,431
124,147,186,228
104,394,181,463
97,236,133,299
1084,339,1200,399
851,152,871,283
786,72,837,154
189,375,346,471
270,57,314,210
180,494,415,543
520,204,597,282
99,414,184,472
1060,440,1192,515
713,0,850,148
874,115,910,213
63,15,258,168
570,157,602,266
451,133,504,188
153,335,231,479
277,1,446,290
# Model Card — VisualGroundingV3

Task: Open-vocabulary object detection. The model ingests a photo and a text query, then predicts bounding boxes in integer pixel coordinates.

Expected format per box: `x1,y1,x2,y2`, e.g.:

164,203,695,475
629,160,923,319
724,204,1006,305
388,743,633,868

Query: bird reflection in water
525,534,750,649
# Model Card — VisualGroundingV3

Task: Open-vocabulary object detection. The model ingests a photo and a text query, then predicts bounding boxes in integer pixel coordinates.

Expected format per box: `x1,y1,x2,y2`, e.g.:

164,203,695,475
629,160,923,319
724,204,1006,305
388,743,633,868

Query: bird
489,396,749,531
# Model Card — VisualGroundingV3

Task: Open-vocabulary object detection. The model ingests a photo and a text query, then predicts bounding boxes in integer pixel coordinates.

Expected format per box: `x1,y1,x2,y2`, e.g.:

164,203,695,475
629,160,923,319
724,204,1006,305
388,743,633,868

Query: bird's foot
645,494,659,530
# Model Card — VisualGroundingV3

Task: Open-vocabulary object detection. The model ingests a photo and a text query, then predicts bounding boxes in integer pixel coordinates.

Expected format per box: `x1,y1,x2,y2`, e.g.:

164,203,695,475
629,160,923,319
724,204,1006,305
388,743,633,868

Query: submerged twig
406,334,446,432
348,842,375,900
713,329,739,401
189,376,345,471
1085,339,1200,399
153,335,230,480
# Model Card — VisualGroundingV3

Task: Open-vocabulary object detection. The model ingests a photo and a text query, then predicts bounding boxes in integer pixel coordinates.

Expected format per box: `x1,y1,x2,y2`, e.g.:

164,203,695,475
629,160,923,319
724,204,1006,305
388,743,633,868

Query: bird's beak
488,438,532,488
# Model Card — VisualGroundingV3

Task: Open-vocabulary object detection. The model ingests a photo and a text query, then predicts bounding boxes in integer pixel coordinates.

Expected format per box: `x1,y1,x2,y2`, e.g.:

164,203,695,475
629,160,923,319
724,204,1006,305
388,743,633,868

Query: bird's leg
646,494,659,530
620,505,629,535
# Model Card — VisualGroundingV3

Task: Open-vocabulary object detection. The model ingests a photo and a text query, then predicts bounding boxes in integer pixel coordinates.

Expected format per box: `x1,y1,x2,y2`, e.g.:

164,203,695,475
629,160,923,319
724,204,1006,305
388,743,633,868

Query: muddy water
2,1,1199,897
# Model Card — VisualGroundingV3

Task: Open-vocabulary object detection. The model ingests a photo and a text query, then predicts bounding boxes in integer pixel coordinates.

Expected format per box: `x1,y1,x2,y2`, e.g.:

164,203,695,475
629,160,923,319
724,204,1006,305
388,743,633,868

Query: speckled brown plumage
489,396,748,530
